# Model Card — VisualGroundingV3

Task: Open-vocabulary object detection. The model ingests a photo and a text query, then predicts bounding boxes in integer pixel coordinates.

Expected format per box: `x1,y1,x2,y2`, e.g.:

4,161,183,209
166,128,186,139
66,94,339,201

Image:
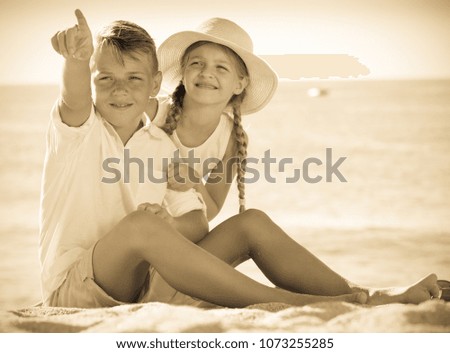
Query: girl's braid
230,93,247,214
162,81,185,135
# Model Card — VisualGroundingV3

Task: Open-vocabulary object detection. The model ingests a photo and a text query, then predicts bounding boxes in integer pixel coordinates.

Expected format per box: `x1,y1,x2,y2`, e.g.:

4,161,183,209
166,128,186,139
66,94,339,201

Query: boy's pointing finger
74,9,89,29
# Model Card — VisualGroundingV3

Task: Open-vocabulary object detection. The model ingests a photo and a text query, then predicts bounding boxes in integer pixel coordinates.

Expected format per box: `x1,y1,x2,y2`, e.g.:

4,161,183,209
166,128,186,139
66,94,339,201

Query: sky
0,0,449,84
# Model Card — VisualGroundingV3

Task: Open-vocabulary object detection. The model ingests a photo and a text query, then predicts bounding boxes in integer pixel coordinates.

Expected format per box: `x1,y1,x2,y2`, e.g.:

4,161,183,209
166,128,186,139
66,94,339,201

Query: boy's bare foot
367,273,440,305
333,291,368,304
286,290,367,306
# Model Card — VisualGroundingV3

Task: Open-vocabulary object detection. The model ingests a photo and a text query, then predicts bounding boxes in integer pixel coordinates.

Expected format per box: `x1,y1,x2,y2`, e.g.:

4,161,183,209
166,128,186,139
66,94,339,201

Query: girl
143,18,445,306
149,17,277,220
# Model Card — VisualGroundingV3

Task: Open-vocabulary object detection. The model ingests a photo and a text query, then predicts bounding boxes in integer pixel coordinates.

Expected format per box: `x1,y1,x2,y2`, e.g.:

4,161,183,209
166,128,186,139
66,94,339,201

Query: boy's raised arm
51,9,94,127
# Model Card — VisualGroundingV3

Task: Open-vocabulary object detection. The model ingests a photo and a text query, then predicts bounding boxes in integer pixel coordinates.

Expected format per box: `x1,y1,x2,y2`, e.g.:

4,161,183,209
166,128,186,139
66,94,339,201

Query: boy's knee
122,210,168,247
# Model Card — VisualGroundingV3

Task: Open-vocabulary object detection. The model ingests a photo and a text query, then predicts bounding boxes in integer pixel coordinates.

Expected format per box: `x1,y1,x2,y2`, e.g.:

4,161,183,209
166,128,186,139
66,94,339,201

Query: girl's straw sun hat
157,18,278,115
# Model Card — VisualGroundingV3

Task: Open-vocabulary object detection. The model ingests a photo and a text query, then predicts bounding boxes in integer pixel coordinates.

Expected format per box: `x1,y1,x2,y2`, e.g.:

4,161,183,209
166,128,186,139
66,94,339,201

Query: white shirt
39,103,205,303
152,96,234,178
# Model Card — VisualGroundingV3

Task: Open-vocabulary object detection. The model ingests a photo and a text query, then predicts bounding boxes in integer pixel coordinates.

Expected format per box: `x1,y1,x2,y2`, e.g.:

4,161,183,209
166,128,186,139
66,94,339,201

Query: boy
41,9,211,307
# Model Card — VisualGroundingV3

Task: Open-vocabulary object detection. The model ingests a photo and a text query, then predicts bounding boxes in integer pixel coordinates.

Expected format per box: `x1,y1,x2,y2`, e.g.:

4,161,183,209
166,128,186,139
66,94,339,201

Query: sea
0,79,449,310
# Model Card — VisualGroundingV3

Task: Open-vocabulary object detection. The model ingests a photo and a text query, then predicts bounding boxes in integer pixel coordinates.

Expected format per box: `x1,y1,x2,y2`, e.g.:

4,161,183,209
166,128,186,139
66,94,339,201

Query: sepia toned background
0,0,449,310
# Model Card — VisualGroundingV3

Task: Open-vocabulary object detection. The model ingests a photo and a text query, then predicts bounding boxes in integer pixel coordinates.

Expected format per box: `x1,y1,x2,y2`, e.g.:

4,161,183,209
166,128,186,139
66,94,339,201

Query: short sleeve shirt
39,103,205,303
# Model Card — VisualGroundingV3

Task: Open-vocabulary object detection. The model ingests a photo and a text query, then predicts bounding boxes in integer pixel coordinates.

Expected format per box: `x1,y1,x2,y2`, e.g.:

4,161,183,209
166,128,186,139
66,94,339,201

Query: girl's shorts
48,245,216,309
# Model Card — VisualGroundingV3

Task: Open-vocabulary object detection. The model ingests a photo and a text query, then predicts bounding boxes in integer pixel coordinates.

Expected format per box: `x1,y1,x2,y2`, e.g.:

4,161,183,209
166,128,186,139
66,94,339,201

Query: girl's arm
195,134,242,221
167,162,232,221
51,10,93,127
167,134,246,221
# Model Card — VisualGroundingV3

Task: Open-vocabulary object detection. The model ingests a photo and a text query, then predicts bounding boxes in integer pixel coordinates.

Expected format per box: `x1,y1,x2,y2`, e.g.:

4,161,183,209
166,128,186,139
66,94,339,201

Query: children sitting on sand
40,9,443,309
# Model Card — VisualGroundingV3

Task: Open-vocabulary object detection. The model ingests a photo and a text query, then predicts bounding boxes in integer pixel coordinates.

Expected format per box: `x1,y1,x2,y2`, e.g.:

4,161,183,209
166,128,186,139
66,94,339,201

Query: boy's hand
51,9,93,61
138,203,174,225
167,163,202,192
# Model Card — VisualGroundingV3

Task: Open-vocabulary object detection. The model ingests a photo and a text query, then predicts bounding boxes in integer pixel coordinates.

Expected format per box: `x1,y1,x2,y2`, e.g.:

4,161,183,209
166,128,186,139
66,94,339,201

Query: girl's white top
152,96,234,179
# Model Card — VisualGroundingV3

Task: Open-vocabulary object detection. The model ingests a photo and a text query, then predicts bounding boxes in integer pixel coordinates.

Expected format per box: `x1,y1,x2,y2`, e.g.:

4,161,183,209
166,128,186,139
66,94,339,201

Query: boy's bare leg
92,210,366,307
197,209,440,305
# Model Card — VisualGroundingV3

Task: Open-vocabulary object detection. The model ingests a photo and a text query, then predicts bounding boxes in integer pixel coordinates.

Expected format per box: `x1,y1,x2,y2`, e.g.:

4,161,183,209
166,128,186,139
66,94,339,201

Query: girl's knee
241,208,271,222
235,208,272,232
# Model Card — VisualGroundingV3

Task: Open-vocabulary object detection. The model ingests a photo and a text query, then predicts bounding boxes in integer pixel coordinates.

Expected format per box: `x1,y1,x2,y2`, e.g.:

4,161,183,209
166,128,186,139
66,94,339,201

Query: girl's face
91,45,161,131
182,43,248,109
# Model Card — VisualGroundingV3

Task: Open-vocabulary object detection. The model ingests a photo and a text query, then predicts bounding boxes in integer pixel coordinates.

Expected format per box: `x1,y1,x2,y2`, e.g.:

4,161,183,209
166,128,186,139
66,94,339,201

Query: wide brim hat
157,18,278,115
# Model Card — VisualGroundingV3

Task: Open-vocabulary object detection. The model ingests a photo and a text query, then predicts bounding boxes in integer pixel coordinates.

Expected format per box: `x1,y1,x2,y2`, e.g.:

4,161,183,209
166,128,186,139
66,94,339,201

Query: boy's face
91,45,161,131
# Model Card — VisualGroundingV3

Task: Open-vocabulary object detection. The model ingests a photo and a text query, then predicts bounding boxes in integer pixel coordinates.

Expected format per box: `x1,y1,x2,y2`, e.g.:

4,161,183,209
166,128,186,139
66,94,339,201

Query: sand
1,300,449,333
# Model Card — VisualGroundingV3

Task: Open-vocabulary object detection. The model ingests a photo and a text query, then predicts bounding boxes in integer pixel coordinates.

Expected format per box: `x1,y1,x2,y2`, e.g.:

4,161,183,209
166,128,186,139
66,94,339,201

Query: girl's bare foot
367,273,440,305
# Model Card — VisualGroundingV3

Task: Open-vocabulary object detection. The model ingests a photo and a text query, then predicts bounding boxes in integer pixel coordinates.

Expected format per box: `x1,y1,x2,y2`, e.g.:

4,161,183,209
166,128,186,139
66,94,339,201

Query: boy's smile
110,102,133,109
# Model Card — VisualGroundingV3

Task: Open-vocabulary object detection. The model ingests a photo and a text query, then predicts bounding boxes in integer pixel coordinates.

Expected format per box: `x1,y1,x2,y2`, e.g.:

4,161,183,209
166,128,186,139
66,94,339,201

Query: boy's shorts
48,244,217,309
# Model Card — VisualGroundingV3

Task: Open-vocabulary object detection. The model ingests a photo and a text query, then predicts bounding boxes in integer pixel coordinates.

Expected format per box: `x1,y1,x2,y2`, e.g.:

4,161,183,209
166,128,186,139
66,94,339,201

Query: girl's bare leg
197,209,440,305
199,209,352,295
92,210,366,307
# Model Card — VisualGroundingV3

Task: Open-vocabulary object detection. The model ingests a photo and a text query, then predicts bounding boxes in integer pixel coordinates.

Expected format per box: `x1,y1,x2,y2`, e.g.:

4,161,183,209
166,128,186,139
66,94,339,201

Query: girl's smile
194,82,218,90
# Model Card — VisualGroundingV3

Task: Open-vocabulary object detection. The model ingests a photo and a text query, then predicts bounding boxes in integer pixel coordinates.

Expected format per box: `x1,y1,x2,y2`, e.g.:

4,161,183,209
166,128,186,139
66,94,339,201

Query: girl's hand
167,163,202,192
51,9,93,61
138,203,174,225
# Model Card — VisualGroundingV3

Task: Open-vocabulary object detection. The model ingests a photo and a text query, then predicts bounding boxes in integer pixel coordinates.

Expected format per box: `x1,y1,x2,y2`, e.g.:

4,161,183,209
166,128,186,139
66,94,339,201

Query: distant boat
307,87,327,98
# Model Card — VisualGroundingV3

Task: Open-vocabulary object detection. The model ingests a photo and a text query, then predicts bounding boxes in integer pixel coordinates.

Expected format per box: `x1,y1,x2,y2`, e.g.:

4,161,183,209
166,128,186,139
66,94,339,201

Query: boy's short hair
95,20,158,72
